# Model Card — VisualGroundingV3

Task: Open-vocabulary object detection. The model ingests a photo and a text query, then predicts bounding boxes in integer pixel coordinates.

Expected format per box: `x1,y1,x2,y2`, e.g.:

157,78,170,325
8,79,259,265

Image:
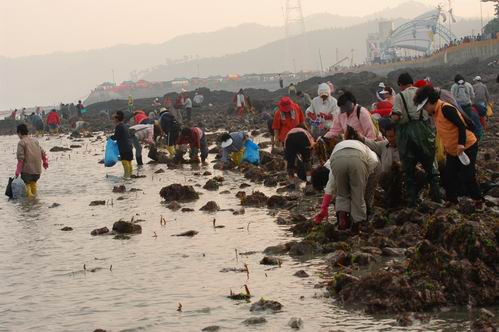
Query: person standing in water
15,124,49,198
111,111,134,178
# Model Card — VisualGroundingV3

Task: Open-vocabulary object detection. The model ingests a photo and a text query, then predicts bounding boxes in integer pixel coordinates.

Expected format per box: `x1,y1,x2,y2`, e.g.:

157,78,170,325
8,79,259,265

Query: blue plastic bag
242,139,260,165
104,139,120,167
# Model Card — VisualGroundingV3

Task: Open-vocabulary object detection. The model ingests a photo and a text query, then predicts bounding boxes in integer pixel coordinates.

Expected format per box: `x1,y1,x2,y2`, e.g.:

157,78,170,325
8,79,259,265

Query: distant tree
481,0,499,17
482,1,499,35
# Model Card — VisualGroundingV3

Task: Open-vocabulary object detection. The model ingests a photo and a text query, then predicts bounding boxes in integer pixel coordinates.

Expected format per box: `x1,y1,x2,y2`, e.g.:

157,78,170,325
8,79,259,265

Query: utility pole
284,0,307,71
319,49,324,77
480,0,484,34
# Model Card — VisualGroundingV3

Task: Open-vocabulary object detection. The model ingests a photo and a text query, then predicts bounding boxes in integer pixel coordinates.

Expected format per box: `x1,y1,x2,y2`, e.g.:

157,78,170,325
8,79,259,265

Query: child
111,111,134,178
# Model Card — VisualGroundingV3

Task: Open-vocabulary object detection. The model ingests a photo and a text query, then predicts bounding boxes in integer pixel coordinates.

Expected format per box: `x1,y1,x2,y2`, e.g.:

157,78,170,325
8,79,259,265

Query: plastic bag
5,177,13,198
104,139,120,167
11,177,26,199
242,140,260,165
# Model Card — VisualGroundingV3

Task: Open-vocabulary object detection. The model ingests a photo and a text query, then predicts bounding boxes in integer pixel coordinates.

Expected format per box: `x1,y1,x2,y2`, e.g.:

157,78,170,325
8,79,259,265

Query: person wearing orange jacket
46,109,61,134
272,96,305,146
414,86,481,206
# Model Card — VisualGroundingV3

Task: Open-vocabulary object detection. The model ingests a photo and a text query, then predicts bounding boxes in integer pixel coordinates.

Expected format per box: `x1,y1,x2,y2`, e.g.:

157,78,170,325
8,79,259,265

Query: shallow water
0,134,489,331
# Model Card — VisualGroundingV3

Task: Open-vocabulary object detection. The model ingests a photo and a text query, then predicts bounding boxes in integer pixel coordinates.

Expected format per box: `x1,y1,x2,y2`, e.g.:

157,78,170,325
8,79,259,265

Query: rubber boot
429,178,442,203
337,211,350,230
166,145,176,156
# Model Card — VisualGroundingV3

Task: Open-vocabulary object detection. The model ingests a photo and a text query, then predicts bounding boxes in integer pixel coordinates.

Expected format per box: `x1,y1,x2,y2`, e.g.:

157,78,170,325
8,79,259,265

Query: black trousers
285,132,311,176
442,143,481,202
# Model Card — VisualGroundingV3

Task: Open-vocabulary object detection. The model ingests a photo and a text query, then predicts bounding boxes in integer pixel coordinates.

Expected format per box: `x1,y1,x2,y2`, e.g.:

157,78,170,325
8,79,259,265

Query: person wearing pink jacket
325,91,377,140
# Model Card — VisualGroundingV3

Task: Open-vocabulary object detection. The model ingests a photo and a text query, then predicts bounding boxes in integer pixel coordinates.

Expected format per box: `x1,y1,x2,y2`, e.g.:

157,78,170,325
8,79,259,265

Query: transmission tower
285,0,306,38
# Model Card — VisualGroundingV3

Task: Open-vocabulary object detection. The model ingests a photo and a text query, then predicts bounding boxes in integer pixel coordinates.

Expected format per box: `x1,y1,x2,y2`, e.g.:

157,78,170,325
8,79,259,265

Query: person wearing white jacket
306,83,339,138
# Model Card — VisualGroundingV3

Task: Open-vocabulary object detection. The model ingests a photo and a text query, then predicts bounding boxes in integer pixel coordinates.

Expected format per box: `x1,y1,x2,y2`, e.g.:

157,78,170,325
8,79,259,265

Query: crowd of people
11,72,496,233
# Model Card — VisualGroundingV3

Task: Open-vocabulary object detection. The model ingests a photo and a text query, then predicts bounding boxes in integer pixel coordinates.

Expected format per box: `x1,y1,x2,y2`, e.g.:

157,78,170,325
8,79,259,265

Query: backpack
455,84,469,104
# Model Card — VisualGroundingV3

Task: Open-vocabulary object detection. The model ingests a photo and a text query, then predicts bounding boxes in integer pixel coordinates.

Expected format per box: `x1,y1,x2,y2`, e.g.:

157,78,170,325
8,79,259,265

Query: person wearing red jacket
272,96,305,146
133,110,148,125
46,109,61,134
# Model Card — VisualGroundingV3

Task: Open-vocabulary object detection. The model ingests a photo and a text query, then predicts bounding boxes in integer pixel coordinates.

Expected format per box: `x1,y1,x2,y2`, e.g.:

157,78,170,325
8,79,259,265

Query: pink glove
15,160,24,177
308,112,317,120
314,194,332,224
42,154,49,169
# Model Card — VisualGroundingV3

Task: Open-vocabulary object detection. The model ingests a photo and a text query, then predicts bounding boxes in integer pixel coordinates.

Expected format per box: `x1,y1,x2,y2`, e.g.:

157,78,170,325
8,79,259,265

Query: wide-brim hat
416,98,429,112
278,96,293,112
221,138,233,148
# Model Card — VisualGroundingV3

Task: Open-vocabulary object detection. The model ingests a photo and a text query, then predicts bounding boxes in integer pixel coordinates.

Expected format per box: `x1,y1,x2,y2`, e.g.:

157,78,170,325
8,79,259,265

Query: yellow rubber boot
26,182,37,198
166,145,176,156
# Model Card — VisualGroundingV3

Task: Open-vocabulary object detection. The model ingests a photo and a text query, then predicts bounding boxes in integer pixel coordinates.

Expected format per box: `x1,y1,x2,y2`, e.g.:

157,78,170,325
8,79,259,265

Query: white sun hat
221,138,233,148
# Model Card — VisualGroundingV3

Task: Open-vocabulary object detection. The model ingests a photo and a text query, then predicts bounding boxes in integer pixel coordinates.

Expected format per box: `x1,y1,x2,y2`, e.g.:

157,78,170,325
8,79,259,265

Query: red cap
278,97,293,112
414,79,432,88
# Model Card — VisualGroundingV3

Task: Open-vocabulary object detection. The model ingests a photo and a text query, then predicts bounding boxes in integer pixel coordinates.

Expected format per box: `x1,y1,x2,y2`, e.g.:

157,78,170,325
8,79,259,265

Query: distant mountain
304,1,431,31
0,23,283,110
142,17,484,82
0,0,482,110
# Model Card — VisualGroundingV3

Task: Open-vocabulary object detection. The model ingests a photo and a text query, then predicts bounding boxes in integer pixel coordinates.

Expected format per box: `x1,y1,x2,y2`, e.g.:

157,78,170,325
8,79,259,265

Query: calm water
0,134,485,331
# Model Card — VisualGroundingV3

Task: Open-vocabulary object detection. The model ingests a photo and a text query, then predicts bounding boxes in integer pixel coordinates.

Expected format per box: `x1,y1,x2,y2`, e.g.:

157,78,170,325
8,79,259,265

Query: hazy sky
0,0,495,57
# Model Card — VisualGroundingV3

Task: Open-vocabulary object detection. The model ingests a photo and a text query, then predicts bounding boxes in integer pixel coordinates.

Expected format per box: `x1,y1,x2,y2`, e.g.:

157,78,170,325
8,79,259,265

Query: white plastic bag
11,177,26,199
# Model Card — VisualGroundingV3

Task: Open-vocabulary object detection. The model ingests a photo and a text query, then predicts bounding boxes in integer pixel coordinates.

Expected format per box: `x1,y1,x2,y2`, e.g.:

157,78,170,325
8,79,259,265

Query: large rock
203,179,220,191
200,201,220,212
249,299,283,312
160,184,200,202
242,317,267,325
91,227,110,236
288,240,321,256
267,195,288,208
241,191,268,207
112,221,142,234
260,256,282,266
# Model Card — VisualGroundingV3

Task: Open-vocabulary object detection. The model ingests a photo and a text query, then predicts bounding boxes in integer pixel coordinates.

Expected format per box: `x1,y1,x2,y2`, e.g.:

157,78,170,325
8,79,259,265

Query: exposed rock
89,200,106,206
213,176,224,182
112,185,126,193
202,171,212,176
249,299,283,312
486,186,499,198
129,188,142,192
200,201,220,212
260,256,282,266
288,317,303,329
326,250,352,267
49,203,61,208
263,177,278,187
241,191,268,207
352,252,376,266
239,183,251,189
181,208,195,212
174,230,198,237
382,247,406,257
233,208,245,215
201,326,220,332
396,313,413,327
203,179,220,191
160,184,199,202
112,221,142,234
289,240,321,256
242,317,267,325
167,201,182,211
328,273,360,294
263,243,293,255
91,227,110,236
49,146,71,152
154,169,165,174
294,270,309,278
267,195,288,208
220,190,230,194
60,226,73,231
360,246,383,256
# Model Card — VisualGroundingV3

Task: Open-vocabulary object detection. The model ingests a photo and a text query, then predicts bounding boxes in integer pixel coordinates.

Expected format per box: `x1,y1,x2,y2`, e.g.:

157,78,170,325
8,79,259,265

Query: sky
0,0,495,57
